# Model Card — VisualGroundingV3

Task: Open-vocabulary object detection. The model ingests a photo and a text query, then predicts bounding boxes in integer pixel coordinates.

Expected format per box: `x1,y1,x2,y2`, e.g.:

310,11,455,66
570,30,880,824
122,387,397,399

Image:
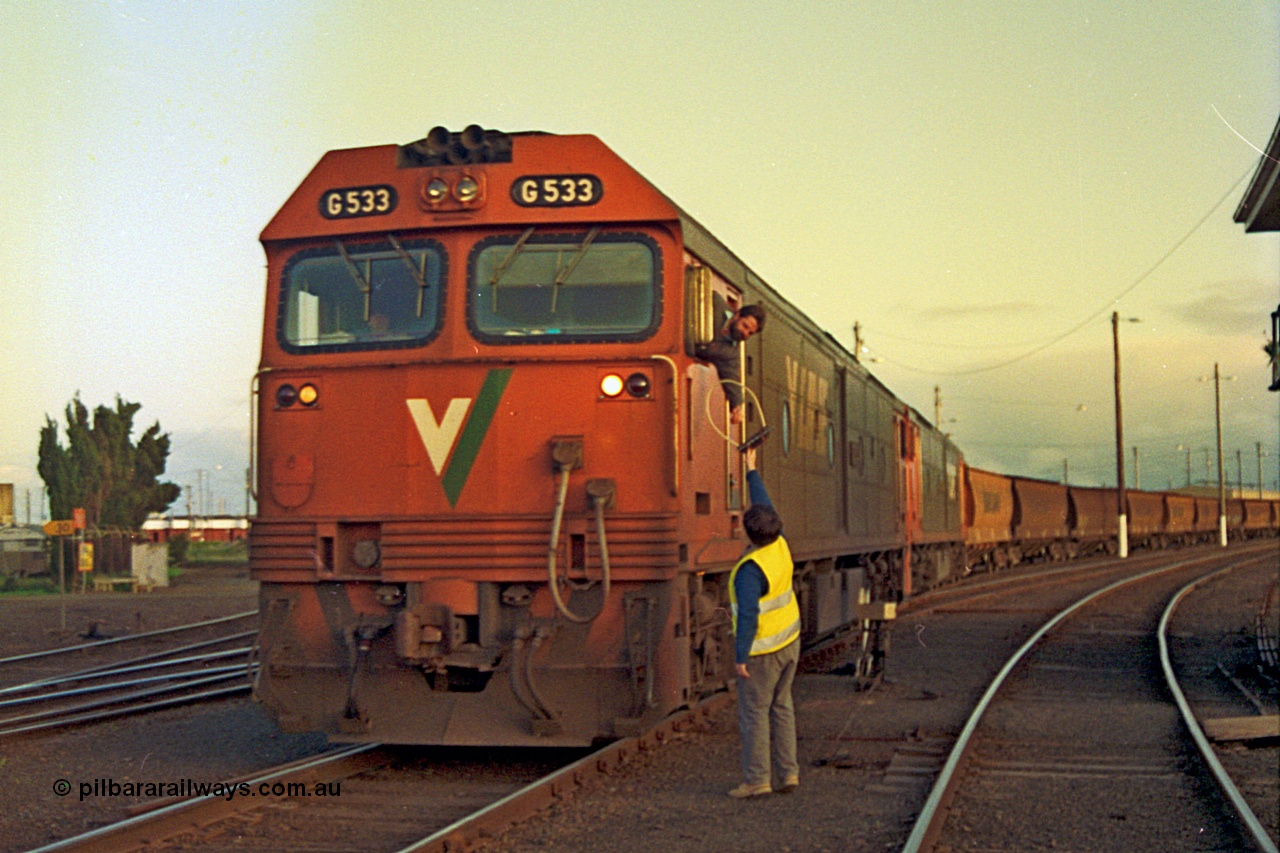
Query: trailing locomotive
249,126,963,746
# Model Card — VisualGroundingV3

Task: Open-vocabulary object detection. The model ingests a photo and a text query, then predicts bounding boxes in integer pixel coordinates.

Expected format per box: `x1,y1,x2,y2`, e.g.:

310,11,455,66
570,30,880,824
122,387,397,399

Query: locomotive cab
251,127,756,745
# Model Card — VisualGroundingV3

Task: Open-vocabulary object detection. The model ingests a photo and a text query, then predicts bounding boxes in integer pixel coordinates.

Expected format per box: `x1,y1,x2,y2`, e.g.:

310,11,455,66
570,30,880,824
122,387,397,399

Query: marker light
624,373,651,398
298,383,319,406
455,176,480,202
424,178,448,204
276,384,298,408
600,374,625,397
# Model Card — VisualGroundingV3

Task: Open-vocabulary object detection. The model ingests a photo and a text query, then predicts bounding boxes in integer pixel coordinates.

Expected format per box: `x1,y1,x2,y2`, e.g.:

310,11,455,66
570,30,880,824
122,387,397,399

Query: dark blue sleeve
734,561,768,665
746,469,773,510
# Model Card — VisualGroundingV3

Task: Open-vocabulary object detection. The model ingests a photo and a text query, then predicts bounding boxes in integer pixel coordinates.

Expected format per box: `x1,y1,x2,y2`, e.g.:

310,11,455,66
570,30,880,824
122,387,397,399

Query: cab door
896,411,921,595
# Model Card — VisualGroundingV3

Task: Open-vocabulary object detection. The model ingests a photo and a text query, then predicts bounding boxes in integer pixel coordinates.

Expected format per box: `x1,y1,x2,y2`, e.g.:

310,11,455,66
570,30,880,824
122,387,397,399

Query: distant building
1234,112,1280,392
0,525,46,577
1170,486,1280,501
142,515,249,543
1234,114,1280,233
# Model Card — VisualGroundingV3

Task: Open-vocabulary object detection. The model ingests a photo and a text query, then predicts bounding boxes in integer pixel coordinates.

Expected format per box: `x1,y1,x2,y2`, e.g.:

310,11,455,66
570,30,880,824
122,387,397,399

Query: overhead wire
866,165,1258,377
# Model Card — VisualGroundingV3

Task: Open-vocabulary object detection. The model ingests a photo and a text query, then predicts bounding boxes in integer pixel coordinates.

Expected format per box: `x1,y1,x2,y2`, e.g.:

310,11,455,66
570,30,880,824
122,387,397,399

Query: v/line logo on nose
405,368,512,507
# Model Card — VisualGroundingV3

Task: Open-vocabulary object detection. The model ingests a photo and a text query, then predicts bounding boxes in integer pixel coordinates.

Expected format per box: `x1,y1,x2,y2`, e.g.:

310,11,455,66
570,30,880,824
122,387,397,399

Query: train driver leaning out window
694,294,766,425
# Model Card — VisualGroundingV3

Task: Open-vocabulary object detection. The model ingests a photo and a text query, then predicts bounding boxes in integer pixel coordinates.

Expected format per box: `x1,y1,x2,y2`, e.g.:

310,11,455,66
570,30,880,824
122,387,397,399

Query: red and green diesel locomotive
249,126,964,746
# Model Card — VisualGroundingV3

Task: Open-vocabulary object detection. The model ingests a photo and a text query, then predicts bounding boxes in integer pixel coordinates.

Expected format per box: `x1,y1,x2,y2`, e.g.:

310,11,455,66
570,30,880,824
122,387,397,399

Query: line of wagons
963,467,1279,571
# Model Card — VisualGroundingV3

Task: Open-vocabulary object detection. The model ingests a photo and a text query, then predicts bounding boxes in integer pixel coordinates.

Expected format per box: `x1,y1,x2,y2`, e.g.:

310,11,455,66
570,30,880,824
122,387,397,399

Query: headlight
455,176,480,202
600,374,624,397
424,177,449,203
298,383,319,406
624,372,651,398
275,384,297,408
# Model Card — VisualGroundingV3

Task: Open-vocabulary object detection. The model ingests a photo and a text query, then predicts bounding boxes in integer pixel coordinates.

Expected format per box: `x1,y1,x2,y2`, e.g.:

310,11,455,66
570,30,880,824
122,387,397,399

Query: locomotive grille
249,522,318,572
381,513,680,571
250,514,680,574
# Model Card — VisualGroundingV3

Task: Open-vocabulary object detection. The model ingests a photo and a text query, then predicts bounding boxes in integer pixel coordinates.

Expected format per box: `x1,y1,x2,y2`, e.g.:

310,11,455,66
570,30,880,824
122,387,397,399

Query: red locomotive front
251,129,730,745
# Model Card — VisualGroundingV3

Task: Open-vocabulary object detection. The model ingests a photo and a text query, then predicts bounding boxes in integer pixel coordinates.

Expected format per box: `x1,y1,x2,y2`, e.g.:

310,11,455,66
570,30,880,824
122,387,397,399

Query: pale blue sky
2,0,1278,519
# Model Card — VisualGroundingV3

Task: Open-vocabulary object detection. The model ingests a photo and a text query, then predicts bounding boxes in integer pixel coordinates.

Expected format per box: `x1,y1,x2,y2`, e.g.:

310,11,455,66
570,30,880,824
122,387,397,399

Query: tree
37,395,182,530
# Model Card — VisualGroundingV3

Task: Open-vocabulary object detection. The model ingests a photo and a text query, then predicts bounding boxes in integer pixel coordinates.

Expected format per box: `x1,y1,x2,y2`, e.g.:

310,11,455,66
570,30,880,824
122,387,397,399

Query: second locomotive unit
250,126,963,746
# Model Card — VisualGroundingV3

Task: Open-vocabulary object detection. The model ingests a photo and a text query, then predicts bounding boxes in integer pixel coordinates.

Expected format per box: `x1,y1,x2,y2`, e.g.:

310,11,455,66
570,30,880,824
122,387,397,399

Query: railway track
28,695,727,853
902,548,1279,852
0,612,259,737
10,550,1274,851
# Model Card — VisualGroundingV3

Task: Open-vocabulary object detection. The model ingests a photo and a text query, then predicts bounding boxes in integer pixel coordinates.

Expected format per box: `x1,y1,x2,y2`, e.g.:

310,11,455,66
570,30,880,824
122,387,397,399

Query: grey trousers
736,638,800,786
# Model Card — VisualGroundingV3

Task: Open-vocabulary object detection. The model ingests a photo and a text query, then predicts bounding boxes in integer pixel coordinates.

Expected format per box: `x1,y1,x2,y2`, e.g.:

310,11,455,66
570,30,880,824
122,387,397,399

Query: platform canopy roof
1234,114,1280,233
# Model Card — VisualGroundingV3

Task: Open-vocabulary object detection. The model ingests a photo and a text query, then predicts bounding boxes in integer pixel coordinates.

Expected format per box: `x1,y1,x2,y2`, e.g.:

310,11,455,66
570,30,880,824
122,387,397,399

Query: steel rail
900,550,1252,853
1158,561,1279,853
0,644,254,699
0,610,258,666
395,692,732,853
0,682,251,739
900,543,1271,618
0,667,255,737
0,662,253,709
26,743,383,853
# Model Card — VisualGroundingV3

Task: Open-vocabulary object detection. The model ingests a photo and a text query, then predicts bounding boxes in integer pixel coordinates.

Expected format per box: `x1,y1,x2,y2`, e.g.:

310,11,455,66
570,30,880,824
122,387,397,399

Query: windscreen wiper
551,226,601,312
490,226,536,312
387,234,429,317
334,240,372,321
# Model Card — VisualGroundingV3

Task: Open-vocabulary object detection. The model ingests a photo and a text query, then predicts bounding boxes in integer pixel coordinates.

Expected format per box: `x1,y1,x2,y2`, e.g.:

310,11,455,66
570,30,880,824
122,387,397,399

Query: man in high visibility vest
728,446,801,798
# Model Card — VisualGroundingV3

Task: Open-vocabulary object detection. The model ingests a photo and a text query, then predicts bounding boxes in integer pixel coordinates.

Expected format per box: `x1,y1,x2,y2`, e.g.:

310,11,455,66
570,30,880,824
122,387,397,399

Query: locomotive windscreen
279,237,445,353
468,231,659,342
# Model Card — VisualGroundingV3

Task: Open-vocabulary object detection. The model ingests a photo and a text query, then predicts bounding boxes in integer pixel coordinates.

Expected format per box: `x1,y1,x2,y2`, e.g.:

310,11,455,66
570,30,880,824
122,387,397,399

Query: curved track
903,549,1278,852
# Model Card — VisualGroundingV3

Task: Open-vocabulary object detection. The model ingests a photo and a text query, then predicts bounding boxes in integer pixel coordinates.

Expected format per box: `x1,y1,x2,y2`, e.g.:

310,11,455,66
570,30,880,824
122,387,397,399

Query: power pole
1215,364,1226,546
1258,442,1265,499
1112,312,1129,558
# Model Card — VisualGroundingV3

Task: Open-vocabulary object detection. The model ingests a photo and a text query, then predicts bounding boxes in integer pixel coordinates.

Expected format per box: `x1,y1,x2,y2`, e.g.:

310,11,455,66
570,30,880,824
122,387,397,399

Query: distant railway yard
1,548,1274,853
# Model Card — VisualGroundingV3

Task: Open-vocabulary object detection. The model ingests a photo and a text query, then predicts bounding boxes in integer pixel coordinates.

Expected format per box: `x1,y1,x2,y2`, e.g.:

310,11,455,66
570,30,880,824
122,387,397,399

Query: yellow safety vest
729,536,801,656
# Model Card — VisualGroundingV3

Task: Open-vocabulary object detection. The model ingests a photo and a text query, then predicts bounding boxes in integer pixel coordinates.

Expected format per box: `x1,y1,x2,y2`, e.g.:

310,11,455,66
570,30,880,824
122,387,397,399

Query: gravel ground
485,590,1047,852
1,553,1273,853
1168,557,1280,844
0,566,328,853
487,554,1279,853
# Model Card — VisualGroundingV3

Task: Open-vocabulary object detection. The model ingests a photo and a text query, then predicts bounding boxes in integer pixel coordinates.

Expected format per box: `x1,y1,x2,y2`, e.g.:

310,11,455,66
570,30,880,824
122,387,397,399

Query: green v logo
406,368,512,507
